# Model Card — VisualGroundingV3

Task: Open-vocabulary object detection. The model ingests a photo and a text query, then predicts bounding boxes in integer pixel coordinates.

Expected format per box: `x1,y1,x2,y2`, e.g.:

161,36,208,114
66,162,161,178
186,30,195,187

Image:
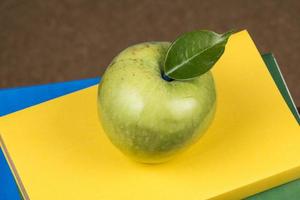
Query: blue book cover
0,78,100,117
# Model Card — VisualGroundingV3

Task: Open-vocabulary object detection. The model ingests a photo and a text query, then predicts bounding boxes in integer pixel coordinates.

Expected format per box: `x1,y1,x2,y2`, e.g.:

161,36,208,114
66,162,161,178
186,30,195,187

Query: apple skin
98,42,216,163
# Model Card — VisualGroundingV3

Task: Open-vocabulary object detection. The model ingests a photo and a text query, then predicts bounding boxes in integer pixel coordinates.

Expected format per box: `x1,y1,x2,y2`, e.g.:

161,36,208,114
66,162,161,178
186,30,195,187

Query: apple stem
161,73,174,82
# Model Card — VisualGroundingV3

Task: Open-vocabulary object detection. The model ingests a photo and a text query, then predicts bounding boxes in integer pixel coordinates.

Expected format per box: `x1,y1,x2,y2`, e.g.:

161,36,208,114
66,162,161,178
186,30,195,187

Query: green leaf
164,30,233,80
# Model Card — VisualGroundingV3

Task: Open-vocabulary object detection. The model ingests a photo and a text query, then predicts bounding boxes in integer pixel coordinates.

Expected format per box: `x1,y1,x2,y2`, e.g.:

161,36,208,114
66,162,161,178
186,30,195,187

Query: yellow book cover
0,30,299,200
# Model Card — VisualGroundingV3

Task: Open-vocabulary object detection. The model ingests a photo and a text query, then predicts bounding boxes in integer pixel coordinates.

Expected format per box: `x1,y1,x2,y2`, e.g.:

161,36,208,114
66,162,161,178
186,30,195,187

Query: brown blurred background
0,0,299,105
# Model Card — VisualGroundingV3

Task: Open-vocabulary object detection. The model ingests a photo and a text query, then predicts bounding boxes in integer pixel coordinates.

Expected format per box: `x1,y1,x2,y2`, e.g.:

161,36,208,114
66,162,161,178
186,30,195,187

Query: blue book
0,146,21,200
0,78,99,117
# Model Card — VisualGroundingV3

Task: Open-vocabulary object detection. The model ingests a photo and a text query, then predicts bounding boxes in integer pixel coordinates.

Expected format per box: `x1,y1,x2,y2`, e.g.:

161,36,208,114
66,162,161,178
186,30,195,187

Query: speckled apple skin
98,42,216,163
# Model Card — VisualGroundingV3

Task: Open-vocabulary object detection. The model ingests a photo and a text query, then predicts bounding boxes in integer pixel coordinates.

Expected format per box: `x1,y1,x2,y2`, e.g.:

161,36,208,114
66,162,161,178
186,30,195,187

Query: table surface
0,0,299,105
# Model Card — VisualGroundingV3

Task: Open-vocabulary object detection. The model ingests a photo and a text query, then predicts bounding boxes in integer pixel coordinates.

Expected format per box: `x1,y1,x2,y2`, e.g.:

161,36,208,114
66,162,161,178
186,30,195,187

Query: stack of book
0,31,299,200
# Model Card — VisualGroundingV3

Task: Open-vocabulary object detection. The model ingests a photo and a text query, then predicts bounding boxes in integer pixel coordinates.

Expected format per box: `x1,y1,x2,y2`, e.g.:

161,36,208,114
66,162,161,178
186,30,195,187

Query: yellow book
0,30,299,200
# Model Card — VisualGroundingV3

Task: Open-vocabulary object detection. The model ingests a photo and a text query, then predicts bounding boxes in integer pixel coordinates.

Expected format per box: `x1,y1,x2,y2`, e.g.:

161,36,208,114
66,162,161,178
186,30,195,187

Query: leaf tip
222,29,235,39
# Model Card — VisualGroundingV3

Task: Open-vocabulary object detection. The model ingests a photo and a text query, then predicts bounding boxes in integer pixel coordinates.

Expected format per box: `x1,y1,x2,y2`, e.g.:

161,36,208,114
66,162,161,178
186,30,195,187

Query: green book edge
9,54,300,200
245,53,300,200
262,53,300,124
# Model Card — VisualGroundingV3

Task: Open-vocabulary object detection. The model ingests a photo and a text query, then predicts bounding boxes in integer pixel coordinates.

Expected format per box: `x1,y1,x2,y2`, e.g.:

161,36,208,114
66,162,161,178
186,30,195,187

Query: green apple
98,42,216,163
